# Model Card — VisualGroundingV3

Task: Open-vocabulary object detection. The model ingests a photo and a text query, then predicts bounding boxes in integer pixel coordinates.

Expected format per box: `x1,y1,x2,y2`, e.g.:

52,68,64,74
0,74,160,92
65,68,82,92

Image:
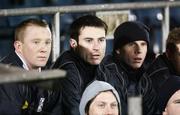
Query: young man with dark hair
52,15,108,115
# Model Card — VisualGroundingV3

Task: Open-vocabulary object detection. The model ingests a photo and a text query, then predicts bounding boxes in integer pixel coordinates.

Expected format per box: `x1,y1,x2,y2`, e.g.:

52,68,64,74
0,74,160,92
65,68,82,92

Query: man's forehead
79,27,105,39
127,40,147,44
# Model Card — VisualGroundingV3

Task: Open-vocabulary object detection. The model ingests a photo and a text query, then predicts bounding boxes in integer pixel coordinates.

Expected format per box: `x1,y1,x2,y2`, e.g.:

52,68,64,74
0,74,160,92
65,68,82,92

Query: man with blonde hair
0,18,61,114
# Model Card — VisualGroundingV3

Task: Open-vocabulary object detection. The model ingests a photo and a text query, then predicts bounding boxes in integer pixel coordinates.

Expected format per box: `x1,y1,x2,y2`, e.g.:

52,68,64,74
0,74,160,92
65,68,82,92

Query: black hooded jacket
144,53,177,93
96,54,156,115
143,53,178,115
52,50,97,115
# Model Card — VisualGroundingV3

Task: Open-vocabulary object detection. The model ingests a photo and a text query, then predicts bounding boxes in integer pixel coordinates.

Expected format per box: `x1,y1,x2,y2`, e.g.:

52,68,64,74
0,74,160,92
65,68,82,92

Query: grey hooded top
79,80,121,115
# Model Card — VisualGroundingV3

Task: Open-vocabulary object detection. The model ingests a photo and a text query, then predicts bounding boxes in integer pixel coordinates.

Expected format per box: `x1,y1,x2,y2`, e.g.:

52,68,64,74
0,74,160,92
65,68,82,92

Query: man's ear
14,41,22,53
70,39,77,48
162,108,168,115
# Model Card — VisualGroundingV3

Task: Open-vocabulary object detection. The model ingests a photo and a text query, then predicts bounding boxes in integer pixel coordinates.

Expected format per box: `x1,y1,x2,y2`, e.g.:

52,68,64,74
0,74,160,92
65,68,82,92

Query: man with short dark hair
52,15,108,115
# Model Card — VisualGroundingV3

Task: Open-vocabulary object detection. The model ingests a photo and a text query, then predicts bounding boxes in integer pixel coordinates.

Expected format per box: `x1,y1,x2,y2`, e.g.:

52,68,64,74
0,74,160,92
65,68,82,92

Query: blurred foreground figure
79,80,121,115
156,75,180,115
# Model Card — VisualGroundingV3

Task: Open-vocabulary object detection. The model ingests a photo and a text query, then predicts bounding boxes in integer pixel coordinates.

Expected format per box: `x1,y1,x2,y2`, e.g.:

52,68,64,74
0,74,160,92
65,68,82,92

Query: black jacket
144,53,178,115
96,54,156,115
52,50,97,115
144,53,177,93
0,51,61,115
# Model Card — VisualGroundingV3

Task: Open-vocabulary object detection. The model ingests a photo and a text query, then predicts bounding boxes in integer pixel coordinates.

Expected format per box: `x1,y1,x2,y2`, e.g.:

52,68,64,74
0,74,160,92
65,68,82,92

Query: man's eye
86,39,92,42
97,103,105,108
45,41,51,45
141,42,147,46
34,41,40,44
111,103,118,108
99,38,105,42
128,43,135,46
174,100,180,104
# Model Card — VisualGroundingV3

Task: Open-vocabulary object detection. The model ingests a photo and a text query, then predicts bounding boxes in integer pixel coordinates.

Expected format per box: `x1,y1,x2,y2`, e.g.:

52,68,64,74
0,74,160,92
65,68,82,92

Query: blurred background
0,0,180,64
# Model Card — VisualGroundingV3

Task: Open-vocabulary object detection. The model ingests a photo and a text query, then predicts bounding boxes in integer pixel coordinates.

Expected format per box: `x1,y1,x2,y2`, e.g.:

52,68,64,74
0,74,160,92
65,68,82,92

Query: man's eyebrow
83,37,93,40
111,101,118,104
96,101,106,104
83,37,105,40
173,99,180,103
32,38,41,41
46,38,52,41
84,37,93,39
98,37,106,39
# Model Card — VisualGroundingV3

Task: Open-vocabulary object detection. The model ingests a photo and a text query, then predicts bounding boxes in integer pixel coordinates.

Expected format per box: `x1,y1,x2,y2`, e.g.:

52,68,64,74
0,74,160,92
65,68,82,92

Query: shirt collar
15,51,29,70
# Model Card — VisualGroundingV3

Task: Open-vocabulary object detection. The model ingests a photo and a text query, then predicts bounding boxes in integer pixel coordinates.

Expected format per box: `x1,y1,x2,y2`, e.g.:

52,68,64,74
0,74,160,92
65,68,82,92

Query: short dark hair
70,15,108,41
166,27,180,52
15,18,49,42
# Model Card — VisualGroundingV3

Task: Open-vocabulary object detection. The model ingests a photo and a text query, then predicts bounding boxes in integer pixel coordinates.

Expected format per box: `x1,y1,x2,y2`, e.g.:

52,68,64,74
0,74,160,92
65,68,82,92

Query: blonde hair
15,18,49,42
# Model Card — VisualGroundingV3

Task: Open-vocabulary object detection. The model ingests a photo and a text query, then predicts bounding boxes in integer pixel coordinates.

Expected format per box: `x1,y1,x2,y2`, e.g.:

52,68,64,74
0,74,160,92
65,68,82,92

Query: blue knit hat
113,21,150,51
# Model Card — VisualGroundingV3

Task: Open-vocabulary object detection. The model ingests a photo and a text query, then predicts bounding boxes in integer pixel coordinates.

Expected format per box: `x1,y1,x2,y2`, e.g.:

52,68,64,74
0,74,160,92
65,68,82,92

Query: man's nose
105,106,114,115
134,45,142,54
40,43,48,52
93,41,100,50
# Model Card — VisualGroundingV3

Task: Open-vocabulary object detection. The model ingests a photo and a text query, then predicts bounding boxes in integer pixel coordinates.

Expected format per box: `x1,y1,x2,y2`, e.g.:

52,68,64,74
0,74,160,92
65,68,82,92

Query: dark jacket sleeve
47,90,63,115
60,64,81,115
139,75,157,115
0,83,31,115
95,63,108,81
95,63,127,115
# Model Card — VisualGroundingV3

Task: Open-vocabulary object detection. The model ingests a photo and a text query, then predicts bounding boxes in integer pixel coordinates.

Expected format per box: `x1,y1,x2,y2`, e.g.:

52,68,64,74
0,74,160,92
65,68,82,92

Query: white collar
15,51,29,70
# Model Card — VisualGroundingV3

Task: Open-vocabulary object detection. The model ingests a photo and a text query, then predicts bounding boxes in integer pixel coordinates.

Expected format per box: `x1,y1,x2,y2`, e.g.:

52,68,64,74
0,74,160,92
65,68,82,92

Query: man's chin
90,61,101,65
131,64,142,70
36,63,46,68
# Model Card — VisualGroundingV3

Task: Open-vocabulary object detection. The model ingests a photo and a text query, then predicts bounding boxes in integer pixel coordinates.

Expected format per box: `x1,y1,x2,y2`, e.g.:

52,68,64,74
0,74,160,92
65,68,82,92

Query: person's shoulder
0,51,23,67
145,54,169,77
98,54,119,74
1,52,14,63
52,50,76,69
